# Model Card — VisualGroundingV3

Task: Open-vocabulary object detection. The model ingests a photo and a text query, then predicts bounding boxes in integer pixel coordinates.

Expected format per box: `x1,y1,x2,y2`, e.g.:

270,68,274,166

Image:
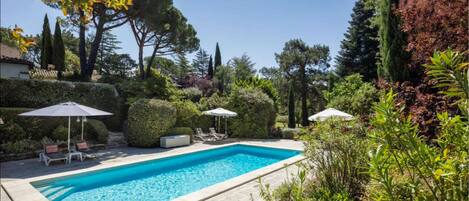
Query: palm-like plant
424,49,469,116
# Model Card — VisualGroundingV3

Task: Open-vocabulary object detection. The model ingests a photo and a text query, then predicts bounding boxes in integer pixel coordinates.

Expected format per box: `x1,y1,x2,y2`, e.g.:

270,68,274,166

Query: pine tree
288,80,296,128
335,0,379,81
192,48,210,77
96,31,121,74
175,53,192,79
377,0,410,82
207,55,214,79
53,21,65,80
214,43,221,71
40,14,53,69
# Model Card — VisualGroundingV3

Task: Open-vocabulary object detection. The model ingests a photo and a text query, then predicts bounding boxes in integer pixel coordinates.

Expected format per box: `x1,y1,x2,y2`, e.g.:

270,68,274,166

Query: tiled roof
0,56,34,68
0,43,21,58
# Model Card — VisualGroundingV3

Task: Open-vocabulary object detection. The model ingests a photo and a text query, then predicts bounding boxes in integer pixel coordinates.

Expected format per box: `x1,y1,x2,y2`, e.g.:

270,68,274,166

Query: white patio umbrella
19,102,112,152
308,108,353,122
202,108,237,134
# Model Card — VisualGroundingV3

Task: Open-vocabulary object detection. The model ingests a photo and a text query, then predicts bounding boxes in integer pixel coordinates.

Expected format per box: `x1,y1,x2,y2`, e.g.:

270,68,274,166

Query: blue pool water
32,144,300,201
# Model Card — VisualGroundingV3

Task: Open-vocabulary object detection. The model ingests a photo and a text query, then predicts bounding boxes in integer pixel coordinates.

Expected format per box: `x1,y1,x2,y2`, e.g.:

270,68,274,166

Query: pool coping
2,142,305,201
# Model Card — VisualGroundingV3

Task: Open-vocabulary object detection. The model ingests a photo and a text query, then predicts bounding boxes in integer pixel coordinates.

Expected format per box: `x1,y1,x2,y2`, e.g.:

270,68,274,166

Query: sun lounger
42,144,67,166
76,141,98,159
209,127,228,140
195,128,214,142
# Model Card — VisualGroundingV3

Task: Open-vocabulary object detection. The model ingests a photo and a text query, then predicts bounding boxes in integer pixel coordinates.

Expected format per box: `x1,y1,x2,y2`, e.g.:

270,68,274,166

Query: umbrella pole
225,117,227,135
67,116,71,153
218,117,221,133
81,116,84,141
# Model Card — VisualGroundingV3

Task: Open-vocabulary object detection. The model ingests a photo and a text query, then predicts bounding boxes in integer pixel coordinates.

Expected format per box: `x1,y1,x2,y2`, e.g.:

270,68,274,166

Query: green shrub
127,99,177,147
0,122,27,144
52,125,69,141
228,88,276,138
324,74,378,117
173,100,201,128
87,119,109,143
181,87,203,102
0,139,41,154
0,79,123,130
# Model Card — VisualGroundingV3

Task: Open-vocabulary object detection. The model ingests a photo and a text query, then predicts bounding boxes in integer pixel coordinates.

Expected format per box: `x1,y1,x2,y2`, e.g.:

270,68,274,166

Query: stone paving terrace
0,139,304,201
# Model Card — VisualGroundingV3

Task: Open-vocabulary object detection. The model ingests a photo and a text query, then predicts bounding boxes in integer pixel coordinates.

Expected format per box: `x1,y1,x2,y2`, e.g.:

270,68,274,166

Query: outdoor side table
67,151,83,164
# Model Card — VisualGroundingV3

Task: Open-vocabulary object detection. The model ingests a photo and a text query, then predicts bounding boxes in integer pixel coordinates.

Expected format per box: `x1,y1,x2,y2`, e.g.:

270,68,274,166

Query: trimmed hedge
0,107,109,145
127,99,176,147
229,88,276,138
172,100,201,128
0,78,123,130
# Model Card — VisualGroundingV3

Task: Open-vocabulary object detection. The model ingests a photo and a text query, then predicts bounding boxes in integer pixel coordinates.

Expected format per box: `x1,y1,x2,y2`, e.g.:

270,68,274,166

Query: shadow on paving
0,147,175,180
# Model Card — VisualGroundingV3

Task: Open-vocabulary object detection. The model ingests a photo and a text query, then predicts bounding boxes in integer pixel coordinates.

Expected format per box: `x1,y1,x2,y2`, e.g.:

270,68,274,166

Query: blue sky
1,0,356,70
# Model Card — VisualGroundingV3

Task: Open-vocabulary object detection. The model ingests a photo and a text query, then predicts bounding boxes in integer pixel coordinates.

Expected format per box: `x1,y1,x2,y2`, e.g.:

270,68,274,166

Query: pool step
107,132,128,148
38,185,74,200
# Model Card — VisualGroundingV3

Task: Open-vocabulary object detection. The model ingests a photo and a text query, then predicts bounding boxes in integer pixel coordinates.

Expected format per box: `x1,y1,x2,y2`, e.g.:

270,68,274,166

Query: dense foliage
228,88,276,138
325,74,378,117
398,0,468,68
0,79,123,130
127,99,177,147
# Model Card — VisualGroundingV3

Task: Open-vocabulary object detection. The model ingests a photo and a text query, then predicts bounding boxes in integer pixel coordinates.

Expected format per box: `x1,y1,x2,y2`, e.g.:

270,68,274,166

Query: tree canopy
276,39,330,126
335,0,379,81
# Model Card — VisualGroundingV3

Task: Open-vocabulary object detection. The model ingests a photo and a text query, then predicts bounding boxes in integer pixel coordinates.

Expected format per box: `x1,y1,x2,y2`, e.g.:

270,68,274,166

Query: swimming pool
32,144,300,201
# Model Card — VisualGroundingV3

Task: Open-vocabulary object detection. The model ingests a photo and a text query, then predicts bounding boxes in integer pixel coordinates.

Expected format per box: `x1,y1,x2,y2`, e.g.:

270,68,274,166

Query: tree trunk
138,44,145,80
288,80,296,128
146,44,159,79
78,11,88,80
86,17,106,79
300,65,309,126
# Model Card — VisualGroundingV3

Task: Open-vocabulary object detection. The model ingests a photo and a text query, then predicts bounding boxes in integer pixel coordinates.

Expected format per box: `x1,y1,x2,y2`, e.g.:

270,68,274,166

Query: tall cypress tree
214,43,221,70
214,43,222,91
377,0,410,82
53,21,65,80
40,14,53,69
207,55,214,79
288,80,296,128
335,0,379,81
